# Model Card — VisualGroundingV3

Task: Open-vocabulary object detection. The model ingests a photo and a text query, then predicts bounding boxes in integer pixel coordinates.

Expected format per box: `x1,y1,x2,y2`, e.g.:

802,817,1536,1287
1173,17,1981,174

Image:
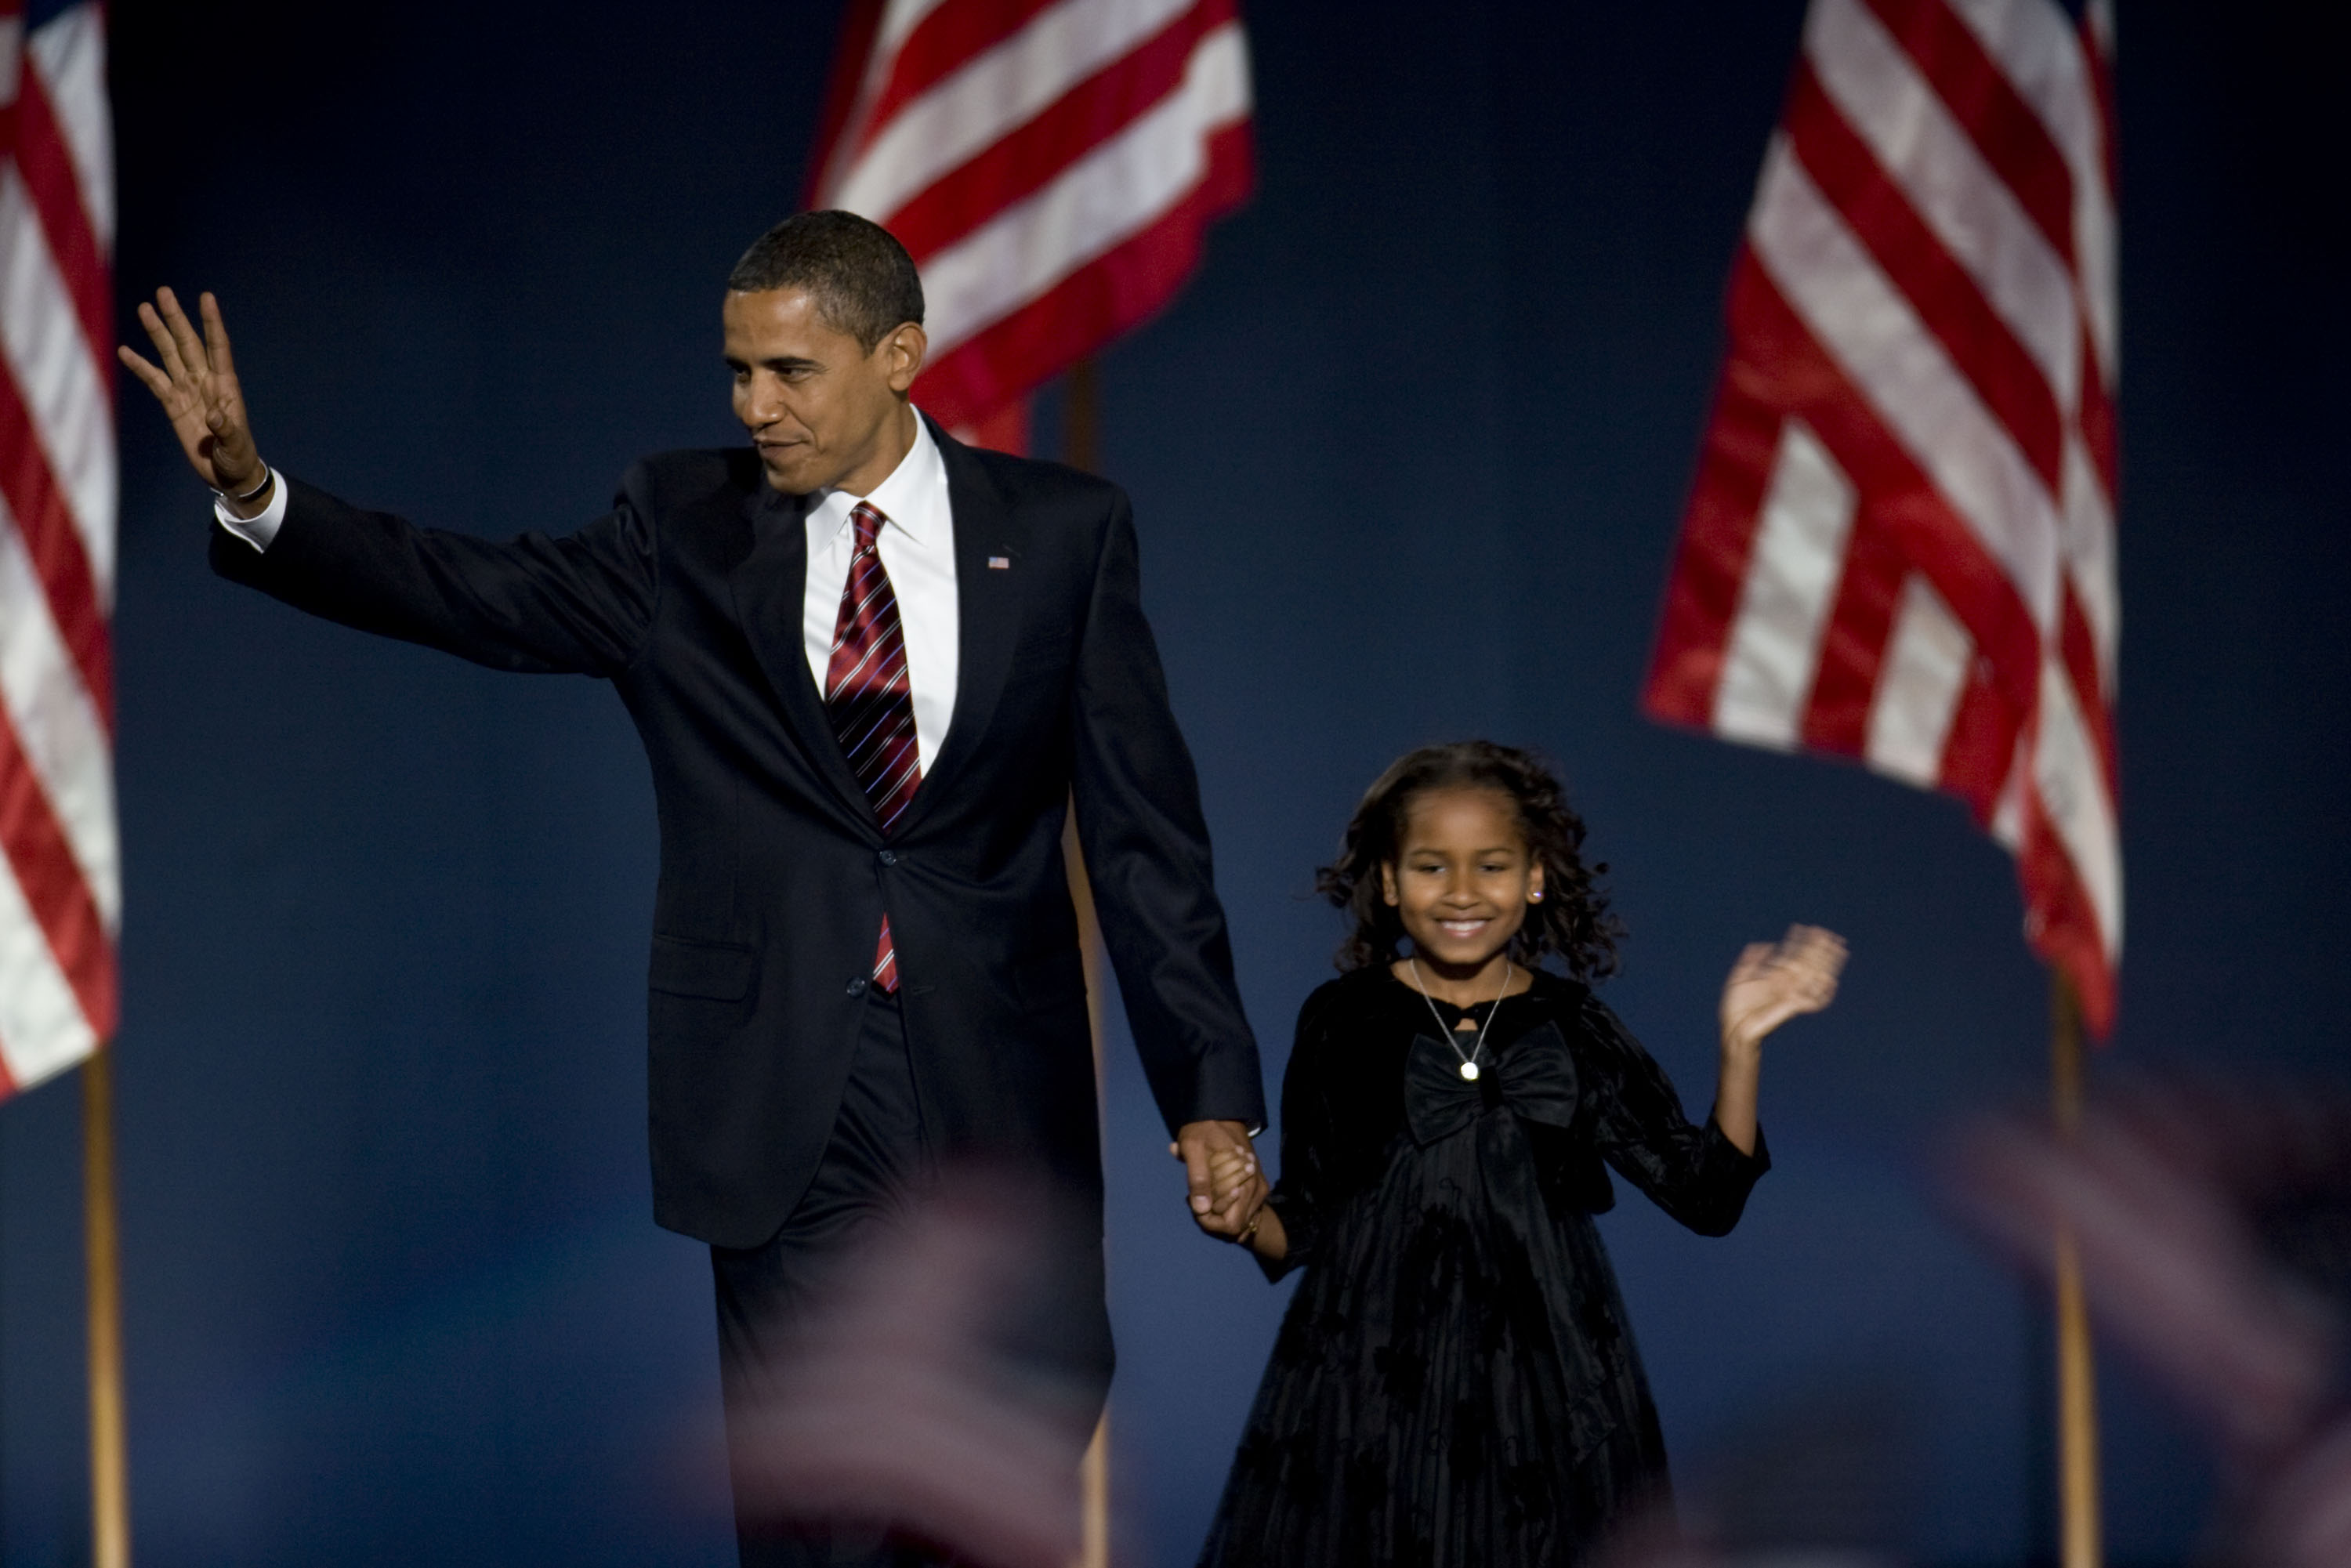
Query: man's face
723,288,925,494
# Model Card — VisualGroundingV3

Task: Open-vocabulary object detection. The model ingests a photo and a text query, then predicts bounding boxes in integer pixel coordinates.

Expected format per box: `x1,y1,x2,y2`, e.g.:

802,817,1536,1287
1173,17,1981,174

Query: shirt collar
815,409,944,549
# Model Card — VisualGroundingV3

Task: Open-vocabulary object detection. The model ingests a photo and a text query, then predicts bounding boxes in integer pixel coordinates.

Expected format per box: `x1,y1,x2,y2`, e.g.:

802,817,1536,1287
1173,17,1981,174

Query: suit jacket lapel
727,484,880,835
893,419,1026,838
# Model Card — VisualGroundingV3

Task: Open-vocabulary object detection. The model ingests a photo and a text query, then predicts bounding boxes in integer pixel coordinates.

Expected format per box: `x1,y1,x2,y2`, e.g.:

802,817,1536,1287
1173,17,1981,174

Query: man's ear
1380,863,1400,907
881,321,928,393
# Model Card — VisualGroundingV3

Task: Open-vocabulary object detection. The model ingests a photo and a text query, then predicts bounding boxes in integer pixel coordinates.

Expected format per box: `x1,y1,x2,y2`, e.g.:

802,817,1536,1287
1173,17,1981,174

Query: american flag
806,0,1252,436
0,0,116,1096
1644,0,2121,1034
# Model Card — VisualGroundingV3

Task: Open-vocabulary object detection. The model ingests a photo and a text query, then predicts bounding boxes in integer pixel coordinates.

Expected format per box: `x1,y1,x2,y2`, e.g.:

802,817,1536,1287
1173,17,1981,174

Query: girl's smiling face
1381,788,1545,979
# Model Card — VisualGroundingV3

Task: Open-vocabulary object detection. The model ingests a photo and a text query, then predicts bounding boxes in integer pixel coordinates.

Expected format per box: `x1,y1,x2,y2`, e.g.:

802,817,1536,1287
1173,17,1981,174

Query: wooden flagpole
1062,357,1111,1568
82,1051,131,1568
2049,972,2100,1568
1063,814,1112,1568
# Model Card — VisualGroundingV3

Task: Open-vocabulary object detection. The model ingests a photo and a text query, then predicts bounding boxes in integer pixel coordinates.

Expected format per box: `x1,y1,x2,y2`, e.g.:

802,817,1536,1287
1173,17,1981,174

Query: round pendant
1458,1060,1481,1082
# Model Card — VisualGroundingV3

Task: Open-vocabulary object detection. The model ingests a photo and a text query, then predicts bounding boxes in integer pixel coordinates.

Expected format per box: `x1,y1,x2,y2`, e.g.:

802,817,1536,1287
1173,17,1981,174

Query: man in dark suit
121,212,1268,1566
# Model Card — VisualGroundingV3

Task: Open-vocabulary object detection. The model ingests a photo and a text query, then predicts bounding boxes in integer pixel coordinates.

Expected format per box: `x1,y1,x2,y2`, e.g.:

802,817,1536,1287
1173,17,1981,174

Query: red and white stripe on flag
806,0,1254,433
0,0,118,1096
1643,0,2122,1034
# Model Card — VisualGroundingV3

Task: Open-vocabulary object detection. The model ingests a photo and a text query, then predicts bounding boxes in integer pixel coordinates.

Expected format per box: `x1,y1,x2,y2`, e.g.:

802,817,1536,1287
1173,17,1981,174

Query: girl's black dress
1197,967,1770,1568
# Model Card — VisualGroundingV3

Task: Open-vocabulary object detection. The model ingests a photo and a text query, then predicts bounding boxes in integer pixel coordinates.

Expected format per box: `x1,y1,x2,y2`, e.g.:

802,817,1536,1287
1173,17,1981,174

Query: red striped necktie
824,501,920,991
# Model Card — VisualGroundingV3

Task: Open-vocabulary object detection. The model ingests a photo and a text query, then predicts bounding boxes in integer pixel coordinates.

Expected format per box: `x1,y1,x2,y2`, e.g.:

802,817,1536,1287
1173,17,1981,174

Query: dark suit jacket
213,418,1266,1249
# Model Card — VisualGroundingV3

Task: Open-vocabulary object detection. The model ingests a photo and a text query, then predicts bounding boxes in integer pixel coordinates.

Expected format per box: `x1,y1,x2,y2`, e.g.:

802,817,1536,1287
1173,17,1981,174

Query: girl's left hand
1719,924,1848,1053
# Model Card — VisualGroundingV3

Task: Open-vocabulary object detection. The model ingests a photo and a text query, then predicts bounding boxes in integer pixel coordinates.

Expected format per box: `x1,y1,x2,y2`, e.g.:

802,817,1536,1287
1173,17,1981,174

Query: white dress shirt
216,469,290,549
217,410,962,770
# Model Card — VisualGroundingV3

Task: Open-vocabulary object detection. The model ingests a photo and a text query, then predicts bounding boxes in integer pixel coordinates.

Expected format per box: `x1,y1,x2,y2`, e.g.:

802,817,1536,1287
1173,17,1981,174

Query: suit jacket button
846,977,868,998
878,849,897,867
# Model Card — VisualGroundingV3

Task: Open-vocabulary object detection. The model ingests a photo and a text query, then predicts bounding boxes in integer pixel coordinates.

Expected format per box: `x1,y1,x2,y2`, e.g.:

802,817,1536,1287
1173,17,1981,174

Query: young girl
1197,741,1845,1566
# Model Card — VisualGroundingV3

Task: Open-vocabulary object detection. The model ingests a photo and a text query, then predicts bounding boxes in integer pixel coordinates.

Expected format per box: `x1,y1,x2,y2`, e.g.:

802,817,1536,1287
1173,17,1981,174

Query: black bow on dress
1403,1019,1579,1146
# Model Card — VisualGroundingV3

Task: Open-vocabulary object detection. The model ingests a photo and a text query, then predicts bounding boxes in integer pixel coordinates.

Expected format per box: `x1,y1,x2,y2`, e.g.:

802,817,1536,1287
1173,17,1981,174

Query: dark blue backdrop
2,2,2340,1563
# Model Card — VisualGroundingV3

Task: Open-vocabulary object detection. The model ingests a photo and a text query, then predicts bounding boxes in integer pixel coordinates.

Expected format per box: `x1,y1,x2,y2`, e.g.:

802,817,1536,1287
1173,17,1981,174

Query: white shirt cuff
213,468,288,551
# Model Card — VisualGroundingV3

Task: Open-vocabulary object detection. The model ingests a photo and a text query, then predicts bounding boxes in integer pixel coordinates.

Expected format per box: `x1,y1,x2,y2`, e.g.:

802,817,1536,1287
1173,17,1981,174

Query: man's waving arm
121,288,657,677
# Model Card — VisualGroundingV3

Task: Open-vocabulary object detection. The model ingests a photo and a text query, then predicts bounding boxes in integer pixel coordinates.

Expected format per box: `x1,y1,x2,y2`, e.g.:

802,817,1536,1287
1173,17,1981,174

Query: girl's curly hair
1316,741,1623,980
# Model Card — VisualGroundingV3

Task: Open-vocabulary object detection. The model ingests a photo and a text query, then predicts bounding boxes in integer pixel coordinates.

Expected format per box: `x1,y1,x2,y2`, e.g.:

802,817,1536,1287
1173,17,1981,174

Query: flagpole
1060,813,1113,1568
1062,358,1110,1568
82,1051,131,1568
2049,972,2100,1568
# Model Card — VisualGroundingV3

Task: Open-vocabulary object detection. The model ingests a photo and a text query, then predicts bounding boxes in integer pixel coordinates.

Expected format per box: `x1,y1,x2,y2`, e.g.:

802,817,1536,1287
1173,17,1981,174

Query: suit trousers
711,990,946,1568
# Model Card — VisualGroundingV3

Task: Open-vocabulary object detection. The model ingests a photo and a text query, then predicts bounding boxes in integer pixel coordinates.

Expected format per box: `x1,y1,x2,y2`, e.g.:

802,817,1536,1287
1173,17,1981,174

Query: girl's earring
1529,890,1545,903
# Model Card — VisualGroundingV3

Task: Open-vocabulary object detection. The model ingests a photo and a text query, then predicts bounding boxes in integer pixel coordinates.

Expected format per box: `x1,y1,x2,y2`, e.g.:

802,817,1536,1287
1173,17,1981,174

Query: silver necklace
1408,957,1512,1082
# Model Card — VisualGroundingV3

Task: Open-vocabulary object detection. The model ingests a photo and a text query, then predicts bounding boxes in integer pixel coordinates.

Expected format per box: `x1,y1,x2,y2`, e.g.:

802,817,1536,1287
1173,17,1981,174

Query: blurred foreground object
1592,1371,1922,1568
1682,1376,1922,1568
1952,1081,2351,1566
721,1175,1089,1568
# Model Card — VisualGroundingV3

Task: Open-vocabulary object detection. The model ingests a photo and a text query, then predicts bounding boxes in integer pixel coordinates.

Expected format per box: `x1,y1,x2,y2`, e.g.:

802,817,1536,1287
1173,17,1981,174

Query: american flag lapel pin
987,555,1011,570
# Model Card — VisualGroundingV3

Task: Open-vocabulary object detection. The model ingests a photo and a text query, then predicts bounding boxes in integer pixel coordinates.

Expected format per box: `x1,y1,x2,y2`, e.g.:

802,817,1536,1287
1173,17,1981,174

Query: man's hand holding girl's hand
1205,1146,1284,1261
1172,1119,1265,1240
1206,1148,1253,1203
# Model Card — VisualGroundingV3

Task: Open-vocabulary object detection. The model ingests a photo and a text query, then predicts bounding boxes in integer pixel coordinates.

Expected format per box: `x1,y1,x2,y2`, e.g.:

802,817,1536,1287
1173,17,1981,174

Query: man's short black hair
727,211,925,352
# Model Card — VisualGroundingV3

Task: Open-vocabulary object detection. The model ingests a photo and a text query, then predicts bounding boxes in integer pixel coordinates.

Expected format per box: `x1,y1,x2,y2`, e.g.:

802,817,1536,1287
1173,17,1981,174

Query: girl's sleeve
1581,992,1770,1237
1259,990,1344,1282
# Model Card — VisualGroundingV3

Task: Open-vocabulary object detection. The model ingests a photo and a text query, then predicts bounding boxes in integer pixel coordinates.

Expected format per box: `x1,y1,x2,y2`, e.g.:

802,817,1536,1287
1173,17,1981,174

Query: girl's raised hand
1719,924,1848,1054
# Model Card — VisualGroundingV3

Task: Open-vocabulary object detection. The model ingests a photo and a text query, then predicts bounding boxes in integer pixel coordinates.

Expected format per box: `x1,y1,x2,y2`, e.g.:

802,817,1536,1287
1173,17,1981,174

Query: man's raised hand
118,288,270,513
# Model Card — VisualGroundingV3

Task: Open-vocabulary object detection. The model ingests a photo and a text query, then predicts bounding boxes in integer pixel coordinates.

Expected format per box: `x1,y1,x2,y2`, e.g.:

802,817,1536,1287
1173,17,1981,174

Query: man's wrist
212,463,273,502
215,465,276,521
213,466,288,551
